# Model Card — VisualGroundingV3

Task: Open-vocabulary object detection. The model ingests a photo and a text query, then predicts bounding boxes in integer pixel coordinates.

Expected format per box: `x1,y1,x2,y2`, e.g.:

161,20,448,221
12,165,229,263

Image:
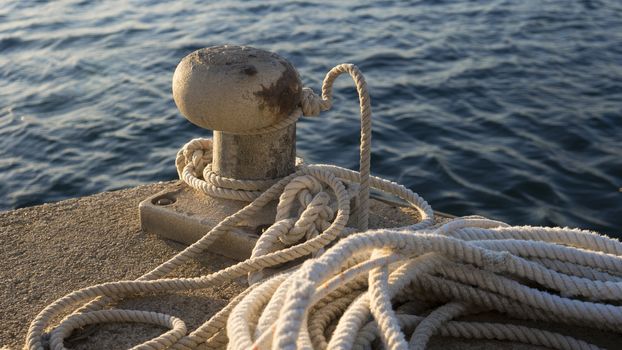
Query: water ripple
0,0,620,236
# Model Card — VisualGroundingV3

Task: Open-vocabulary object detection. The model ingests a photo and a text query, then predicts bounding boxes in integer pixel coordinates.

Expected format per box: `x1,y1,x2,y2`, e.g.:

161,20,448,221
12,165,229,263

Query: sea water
0,0,620,235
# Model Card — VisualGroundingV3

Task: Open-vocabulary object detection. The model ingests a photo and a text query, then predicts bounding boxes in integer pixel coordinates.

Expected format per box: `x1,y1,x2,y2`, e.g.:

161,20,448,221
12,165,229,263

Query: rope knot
301,87,331,117
280,191,333,245
175,138,213,179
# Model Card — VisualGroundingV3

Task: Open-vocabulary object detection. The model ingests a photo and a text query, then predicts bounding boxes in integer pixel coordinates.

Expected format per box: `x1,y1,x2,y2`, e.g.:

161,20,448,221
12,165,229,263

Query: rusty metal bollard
172,45,301,180
139,45,305,259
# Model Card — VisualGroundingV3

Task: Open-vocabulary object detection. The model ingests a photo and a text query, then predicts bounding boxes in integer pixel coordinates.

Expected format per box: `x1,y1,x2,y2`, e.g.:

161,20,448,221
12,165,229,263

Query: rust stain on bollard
254,59,302,119
241,64,258,76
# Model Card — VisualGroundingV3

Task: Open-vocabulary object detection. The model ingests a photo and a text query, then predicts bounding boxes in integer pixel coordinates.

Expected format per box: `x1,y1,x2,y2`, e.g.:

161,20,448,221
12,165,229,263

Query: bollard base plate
139,181,426,260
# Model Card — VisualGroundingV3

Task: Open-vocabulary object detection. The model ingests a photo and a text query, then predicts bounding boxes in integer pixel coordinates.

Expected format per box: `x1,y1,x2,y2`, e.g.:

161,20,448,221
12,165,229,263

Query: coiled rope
25,64,621,350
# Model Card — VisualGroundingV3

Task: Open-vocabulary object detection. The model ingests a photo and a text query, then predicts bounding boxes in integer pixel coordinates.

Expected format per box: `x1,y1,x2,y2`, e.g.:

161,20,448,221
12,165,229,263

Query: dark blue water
1,0,620,235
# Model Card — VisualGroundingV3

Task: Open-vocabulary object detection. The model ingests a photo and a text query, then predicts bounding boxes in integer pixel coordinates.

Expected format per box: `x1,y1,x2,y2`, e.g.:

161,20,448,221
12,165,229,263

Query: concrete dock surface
1,181,619,349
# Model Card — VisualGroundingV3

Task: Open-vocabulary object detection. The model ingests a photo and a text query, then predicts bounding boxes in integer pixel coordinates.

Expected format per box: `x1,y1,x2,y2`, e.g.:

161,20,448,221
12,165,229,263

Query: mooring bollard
140,45,371,260
172,45,301,180
139,45,306,259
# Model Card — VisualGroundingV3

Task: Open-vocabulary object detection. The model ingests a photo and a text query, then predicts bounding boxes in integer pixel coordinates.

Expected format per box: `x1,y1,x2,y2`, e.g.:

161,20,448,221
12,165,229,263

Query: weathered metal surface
212,124,296,180
172,44,300,183
172,45,302,134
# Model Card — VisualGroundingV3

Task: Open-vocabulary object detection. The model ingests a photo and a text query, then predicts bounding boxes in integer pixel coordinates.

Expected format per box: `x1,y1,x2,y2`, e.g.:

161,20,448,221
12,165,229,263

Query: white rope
25,64,621,350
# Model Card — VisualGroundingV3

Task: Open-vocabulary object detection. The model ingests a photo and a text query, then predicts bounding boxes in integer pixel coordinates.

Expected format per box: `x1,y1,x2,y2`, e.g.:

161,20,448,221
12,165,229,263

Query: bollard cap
173,45,302,133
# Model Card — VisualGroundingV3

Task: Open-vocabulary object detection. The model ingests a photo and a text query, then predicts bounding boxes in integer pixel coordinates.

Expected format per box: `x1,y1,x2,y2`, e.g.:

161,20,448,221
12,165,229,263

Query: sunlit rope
25,64,621,350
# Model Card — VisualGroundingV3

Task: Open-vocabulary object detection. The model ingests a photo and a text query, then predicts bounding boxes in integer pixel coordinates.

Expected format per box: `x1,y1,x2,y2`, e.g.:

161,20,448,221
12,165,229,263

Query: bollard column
212,126,296,180
172,45,300,180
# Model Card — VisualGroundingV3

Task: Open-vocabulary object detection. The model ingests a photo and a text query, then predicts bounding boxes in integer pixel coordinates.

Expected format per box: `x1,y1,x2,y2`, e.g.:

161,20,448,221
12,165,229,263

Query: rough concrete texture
0,181,244,349
1,181,619,349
